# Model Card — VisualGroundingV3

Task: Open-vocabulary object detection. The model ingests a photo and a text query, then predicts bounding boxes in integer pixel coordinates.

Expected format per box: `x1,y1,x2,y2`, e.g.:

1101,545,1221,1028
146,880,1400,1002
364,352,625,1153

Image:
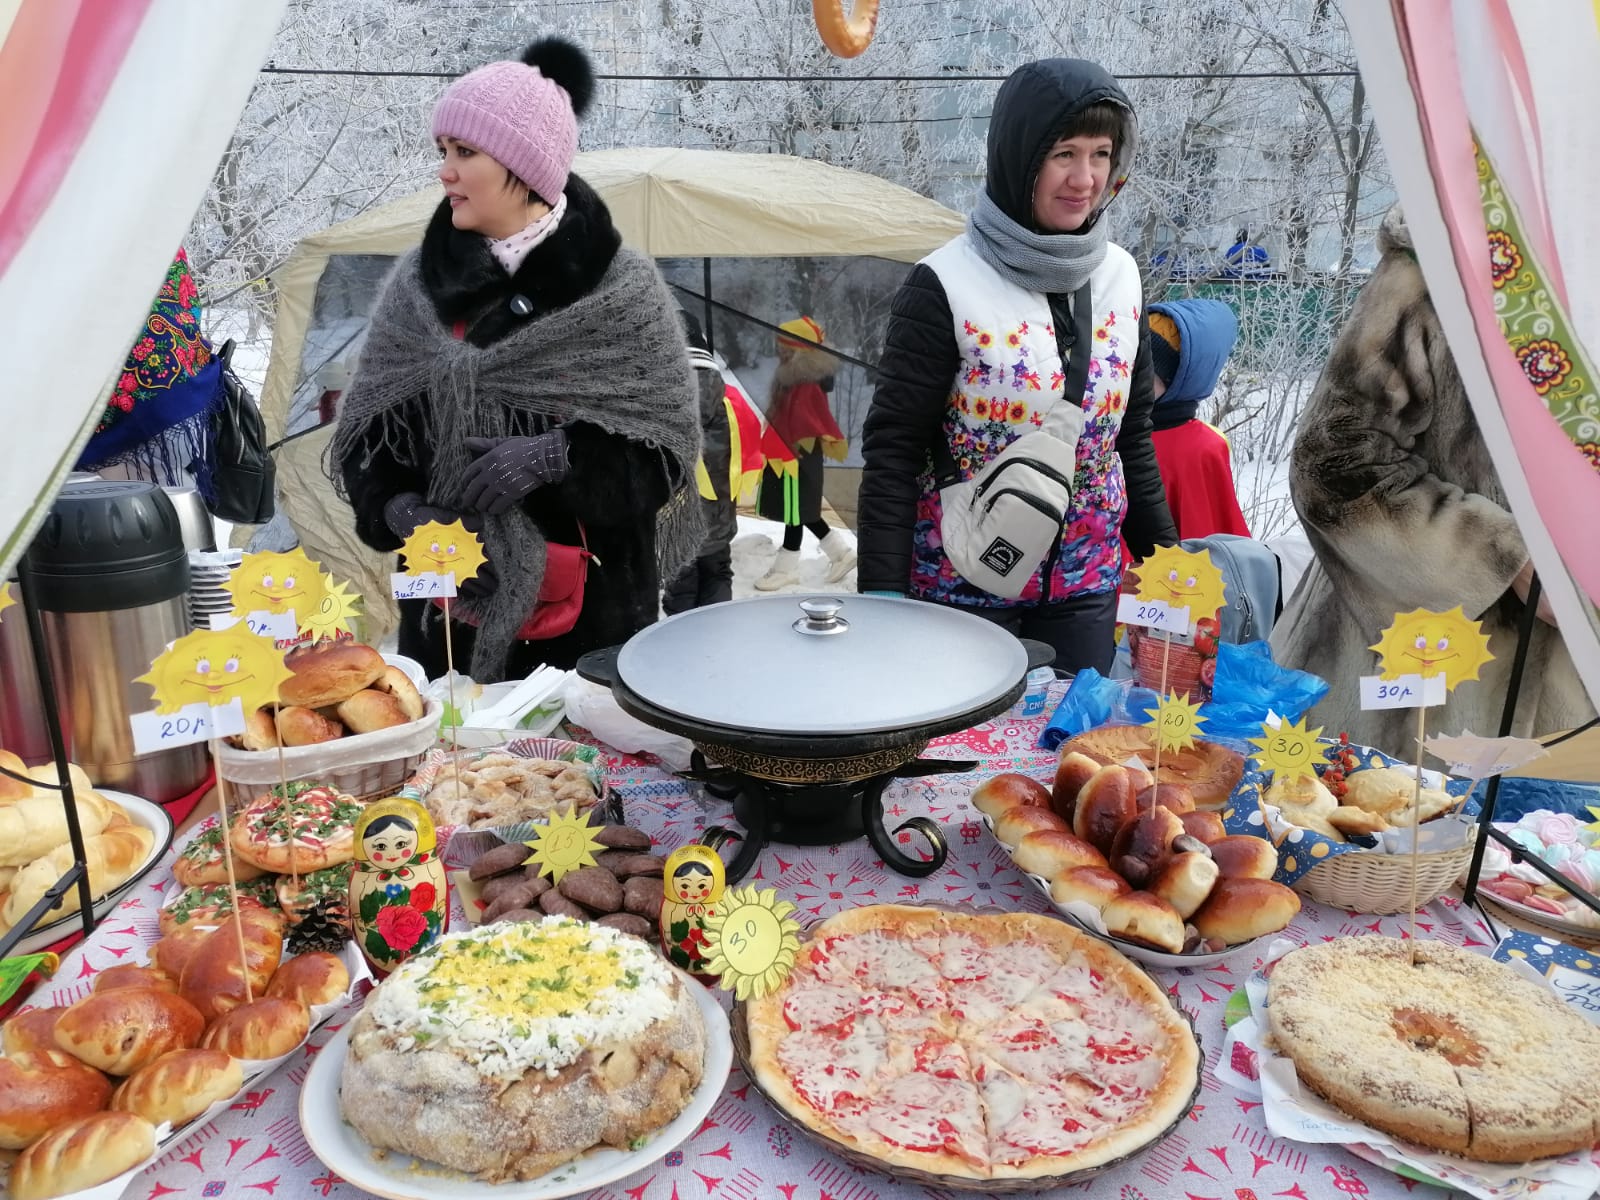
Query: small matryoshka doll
660,844,726,981
350,797,449,977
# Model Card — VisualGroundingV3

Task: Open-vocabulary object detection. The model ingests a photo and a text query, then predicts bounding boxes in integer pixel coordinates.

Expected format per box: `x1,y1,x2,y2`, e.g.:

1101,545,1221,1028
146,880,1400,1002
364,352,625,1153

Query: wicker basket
1294,840,1476,914
217,699,444,805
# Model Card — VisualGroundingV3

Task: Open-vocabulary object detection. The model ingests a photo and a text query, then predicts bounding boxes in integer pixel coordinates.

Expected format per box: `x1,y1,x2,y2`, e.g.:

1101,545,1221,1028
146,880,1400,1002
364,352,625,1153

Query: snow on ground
729,515,856,597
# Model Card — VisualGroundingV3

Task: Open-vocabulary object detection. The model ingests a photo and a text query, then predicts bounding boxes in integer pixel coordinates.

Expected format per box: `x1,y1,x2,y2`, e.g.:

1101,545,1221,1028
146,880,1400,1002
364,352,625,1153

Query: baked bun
1266,774,1344,840
1327,806,1390,836
1101,891,1186,953
1049,751,1103,824
274,705,344,747
265,951,349,1007
1135,782,1195,816
198,996,310,1060
9,1112,156,1200
969,773,1050,820
1177,810,1227,844
93,964,177,994
236,707,280,751
1048,865,1130,912
0,1050,113,1149
1192,877,1300,945
375,665,424,720
1206,834,1278,880
1110,805,1186,888
1010,829,1109,879
992,804,1068,849
2,1006,66,1056
179,909,285,1023
110,1048,242,1128
1149,850,1221,920
152,925,214,981
1072,764,1140,856
0,748,31,802
22,762,94,802
54,989,206,1075
334,688,412,734
278,640,387,708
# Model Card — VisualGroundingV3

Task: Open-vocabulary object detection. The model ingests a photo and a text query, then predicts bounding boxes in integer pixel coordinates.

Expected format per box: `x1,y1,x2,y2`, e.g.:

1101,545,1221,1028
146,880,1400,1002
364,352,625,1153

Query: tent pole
1460,571,1542,908
702,258,715,357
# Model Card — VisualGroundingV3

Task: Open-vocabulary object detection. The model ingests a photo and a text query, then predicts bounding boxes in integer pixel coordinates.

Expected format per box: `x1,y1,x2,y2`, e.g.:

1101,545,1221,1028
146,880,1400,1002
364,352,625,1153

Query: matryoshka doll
350,797,449,977
660,844,726,982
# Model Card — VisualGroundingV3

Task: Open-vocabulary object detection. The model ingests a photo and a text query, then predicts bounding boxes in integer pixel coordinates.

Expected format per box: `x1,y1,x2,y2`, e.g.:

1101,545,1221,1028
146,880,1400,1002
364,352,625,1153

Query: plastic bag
1039,642,1328,751
423,669,567,748
561,676,694,770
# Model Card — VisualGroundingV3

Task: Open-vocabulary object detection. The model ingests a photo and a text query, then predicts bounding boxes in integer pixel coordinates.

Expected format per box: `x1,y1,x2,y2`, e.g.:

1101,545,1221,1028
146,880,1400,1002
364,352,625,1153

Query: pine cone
286,897,350,956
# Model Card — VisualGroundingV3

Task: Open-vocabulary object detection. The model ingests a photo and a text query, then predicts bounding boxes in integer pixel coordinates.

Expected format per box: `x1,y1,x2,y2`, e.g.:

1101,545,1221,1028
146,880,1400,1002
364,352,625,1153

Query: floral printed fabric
910,307,1136,607
1478,142,1600,475
96,248,211,434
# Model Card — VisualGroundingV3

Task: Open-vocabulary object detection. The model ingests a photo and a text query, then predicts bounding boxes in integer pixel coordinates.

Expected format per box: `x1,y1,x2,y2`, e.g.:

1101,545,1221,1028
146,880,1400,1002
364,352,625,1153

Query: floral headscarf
76,248,226,489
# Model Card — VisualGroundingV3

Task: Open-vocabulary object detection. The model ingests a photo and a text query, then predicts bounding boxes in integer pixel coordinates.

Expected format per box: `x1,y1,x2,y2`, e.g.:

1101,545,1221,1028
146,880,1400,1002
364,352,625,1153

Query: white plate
298,974,734,1200
2,789,175,955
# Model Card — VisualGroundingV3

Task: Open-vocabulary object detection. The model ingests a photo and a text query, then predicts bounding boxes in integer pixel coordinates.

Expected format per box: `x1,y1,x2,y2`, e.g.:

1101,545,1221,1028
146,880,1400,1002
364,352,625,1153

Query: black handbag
204,339,276,524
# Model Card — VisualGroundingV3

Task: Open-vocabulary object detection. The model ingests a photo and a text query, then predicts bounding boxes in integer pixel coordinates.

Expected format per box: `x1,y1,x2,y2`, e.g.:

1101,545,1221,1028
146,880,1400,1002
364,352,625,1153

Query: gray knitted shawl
332,245,704,679
967,191,1109,295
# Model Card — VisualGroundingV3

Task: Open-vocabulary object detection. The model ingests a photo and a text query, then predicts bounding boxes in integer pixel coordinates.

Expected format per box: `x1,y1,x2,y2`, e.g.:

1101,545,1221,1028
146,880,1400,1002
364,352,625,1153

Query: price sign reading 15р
392,520,486,600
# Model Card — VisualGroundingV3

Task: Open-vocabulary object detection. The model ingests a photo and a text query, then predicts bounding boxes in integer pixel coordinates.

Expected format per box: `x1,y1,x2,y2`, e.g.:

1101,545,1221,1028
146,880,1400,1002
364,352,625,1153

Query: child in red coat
1147,299,1250,540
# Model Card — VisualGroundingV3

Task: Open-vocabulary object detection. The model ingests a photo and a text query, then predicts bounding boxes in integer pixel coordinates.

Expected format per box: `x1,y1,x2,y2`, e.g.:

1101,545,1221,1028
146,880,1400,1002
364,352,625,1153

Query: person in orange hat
754,316,856,589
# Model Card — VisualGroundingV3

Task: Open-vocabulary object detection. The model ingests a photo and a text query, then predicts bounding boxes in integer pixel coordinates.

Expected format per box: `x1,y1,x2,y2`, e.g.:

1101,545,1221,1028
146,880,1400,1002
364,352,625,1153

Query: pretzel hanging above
812,0,880,58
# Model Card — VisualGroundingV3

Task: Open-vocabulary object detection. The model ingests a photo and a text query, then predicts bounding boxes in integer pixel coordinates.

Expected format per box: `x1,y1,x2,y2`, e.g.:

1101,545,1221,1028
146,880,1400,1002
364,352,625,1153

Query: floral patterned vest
911,235,1144,607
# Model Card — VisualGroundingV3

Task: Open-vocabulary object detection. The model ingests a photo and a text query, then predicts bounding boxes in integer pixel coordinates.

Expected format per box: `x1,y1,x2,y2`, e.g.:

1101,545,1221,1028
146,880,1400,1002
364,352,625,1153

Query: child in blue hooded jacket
1146,298,1250,540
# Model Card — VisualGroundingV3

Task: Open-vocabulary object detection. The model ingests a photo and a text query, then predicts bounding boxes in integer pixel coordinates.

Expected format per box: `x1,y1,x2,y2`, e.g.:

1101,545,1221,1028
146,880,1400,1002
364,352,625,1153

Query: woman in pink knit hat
332,38,704,683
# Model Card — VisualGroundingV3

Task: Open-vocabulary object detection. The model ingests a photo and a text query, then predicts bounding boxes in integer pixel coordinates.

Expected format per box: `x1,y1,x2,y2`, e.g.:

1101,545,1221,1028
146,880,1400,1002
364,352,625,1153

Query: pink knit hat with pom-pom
431,37,595,205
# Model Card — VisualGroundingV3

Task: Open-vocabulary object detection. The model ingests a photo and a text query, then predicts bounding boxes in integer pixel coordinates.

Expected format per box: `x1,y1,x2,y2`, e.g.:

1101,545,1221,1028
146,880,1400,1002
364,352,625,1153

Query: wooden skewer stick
1153,629,1174,776
210,742,254,1004
443,593,463,800
272,704,298,896
1407,703,1426,967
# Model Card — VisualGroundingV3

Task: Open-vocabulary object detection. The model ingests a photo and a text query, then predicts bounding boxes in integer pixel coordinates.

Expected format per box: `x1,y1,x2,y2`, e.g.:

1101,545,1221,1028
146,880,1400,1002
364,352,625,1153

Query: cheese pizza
230,784,365,874
744,905,1199,1181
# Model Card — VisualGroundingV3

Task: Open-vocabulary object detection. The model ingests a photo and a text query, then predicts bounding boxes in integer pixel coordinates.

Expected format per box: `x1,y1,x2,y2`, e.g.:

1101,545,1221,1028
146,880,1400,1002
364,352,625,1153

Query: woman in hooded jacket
331,38,702,683
856,58,1176,673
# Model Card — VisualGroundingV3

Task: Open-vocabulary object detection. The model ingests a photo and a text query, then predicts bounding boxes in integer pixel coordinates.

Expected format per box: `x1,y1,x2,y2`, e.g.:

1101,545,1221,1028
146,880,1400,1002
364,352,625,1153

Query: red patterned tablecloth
25,696,1495,1200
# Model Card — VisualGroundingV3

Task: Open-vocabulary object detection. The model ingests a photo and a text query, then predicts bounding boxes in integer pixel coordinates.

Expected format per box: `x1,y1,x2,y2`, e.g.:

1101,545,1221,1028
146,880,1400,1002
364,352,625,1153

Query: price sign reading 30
702,886,802,1001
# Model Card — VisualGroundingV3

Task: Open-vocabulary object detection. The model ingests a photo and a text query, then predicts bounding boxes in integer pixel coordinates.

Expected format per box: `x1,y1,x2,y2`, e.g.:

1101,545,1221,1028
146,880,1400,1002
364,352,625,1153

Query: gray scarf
331,246,704,680
967,190,1109,295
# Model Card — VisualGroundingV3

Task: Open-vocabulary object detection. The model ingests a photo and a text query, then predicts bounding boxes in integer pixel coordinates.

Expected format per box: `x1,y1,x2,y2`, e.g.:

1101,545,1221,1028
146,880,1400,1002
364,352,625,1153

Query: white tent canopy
0,0,286,580
260,147,965,640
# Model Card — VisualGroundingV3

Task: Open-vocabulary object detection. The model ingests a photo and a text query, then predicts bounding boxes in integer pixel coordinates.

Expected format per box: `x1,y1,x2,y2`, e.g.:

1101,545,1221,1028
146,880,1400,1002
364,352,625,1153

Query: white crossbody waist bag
934,279,1094,599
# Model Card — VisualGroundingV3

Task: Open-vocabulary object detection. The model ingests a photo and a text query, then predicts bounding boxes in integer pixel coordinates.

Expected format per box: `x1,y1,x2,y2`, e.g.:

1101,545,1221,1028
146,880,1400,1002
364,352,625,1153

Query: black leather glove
382,493,477,539
460,431,570,515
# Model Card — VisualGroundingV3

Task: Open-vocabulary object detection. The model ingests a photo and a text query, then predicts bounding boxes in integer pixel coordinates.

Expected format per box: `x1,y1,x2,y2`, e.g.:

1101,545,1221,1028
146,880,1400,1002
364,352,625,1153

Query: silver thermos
11,480,209,802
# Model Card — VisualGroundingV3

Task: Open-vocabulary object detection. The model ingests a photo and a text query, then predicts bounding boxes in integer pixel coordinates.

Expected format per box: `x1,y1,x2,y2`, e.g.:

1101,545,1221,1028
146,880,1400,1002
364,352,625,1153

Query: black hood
985,58,1137,230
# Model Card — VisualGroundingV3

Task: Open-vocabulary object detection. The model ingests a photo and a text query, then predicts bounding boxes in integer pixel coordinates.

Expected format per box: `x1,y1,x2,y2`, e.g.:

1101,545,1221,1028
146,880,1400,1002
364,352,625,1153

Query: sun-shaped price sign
1118,545,1227,636
131,627,292,751
224,549,328,640
393,520,487,599
0,582,13,623
1362,605,1494,711
299,576,362,641
523,806,606,884
1249,714,1324,786
1146,690,1206,755
701,886,802,1001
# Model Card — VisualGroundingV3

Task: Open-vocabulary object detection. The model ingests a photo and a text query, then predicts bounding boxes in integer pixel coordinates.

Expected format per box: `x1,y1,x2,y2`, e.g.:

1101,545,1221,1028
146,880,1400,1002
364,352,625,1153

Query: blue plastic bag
1039,642,1328,750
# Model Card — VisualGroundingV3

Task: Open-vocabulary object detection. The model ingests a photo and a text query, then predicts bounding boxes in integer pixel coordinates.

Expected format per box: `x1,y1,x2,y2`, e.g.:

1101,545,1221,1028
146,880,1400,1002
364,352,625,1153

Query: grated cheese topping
365,917,678,1079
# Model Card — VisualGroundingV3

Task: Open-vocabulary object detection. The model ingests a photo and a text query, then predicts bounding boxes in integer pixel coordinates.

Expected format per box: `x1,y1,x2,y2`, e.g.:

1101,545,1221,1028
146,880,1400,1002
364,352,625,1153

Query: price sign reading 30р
1249,714,1324,786
701,886,802,1001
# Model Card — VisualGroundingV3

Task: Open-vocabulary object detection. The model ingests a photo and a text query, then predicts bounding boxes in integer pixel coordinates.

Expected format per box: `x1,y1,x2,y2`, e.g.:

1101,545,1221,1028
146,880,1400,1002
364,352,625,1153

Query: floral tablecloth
24,696,1506,1200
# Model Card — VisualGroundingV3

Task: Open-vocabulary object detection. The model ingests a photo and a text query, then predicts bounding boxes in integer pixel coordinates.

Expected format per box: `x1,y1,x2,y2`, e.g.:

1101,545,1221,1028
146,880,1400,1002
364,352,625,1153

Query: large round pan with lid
579,595,1039,783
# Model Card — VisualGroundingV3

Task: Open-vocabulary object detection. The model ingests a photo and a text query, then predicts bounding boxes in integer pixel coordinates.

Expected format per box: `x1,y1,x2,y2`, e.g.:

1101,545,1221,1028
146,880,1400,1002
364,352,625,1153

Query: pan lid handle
793,597,849,637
